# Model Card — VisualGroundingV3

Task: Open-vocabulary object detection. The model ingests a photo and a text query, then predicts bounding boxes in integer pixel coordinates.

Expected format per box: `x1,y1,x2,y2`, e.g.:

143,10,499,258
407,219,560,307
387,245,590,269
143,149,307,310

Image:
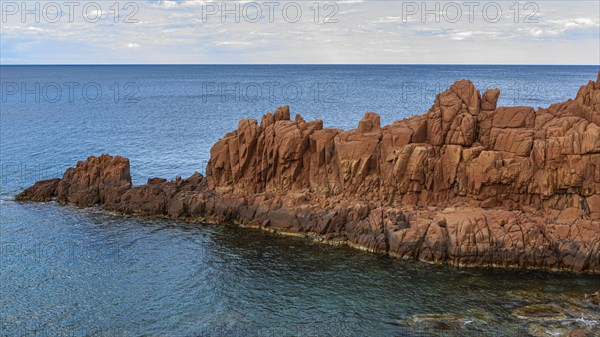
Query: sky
1,0,599,64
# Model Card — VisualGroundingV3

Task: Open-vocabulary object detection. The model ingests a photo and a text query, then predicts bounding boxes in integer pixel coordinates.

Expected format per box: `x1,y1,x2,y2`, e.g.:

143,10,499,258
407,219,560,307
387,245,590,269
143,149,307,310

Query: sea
1,65,599,336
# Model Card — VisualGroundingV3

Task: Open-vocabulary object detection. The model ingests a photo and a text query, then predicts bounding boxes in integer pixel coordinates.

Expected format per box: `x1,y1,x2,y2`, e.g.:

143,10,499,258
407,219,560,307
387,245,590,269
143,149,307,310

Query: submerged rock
568,330,589,337
405,313,466,331
527,324,589,337
527,321,598,337
512,304,567,321
16,72,600,273
585,290,600,305
397,313,491,336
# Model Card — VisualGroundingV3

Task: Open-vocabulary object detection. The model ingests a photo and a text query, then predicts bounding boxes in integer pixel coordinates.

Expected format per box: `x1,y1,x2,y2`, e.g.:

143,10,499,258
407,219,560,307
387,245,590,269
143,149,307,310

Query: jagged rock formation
17,72,600,273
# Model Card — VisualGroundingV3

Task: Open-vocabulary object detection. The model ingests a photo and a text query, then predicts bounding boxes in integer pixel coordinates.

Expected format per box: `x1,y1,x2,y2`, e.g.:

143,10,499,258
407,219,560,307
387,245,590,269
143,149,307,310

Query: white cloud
518,17,599,39
216,41,250,45
1,0,598,64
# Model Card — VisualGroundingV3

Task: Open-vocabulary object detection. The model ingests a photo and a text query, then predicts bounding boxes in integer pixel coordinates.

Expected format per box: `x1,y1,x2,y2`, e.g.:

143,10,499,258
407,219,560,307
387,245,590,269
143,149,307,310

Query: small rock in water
584,291,600,306
527,323,569,337
568,329,588,337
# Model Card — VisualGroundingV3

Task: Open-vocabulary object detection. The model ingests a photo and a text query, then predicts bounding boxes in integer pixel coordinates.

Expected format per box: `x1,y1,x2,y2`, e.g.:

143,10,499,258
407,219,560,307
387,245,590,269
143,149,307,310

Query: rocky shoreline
17,73,600,274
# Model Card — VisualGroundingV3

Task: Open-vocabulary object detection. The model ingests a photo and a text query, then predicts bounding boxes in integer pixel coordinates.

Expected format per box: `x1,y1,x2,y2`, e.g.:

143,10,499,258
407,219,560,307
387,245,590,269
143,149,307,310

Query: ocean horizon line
1,63,598,67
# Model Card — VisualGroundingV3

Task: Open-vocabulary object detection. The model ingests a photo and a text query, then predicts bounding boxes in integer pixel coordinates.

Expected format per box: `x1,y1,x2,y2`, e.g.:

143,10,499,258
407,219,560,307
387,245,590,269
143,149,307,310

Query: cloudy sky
1,0,598,64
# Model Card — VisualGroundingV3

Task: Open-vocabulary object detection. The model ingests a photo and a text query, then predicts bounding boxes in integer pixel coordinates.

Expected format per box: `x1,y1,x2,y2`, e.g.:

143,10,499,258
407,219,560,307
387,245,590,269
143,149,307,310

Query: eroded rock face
56,154,132,206
205,76,600,221
16,72,600,273
16,178,60,202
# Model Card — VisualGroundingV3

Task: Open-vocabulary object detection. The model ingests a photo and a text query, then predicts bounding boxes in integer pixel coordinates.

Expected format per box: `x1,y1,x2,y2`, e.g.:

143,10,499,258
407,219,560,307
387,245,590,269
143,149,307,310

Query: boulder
15,178,60,202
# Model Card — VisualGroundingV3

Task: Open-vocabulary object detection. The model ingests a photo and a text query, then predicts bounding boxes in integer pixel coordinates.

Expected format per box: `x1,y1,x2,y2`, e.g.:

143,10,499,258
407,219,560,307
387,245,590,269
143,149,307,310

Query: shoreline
14,196,600,275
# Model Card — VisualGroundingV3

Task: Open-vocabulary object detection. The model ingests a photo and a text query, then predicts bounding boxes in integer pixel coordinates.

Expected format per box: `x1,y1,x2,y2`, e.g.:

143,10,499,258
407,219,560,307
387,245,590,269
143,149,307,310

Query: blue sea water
1,65,599,336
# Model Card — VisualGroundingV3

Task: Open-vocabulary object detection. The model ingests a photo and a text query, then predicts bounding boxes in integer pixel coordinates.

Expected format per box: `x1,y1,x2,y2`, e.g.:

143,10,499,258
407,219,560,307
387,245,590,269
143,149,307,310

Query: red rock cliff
17,73,600,273
207,77,600,217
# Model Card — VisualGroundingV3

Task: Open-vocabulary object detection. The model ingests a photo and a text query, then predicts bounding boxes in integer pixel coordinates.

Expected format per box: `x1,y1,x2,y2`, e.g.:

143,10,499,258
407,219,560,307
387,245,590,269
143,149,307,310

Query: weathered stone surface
17,72,600,273
15,178,60,202
490,128,534,156
56,154,131,207
493,106,536,128
426,80,480,146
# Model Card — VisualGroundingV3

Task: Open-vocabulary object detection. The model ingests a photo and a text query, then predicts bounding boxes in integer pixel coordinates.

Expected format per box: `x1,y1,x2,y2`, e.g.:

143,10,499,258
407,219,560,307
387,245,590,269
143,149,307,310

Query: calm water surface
1,65,599,336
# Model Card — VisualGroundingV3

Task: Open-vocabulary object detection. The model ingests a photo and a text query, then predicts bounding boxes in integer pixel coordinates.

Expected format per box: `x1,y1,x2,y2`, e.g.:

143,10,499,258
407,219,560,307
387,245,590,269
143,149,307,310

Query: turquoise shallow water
1,65,599,336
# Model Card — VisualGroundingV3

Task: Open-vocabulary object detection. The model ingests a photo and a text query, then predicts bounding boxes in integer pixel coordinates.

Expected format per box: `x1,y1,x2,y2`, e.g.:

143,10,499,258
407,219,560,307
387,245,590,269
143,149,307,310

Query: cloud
1,0,598,64
216,41,252,46
518,17,599,39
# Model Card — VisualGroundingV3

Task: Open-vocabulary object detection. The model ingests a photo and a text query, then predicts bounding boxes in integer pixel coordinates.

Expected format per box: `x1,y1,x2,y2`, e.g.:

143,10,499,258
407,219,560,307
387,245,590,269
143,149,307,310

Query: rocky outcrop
56,154,132,206
16,72,600,273
18,155,132,206
16,178,60,202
